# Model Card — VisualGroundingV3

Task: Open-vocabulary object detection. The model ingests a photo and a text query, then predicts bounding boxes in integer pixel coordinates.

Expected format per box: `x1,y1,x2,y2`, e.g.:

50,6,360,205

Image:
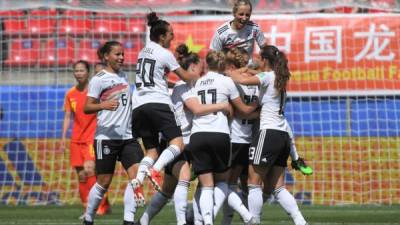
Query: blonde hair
232,0,253,14
225,47,249,69
206,50,226,73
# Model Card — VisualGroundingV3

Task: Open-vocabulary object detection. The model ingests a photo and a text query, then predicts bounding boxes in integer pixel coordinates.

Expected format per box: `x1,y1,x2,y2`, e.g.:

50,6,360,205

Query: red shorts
70,142,95,168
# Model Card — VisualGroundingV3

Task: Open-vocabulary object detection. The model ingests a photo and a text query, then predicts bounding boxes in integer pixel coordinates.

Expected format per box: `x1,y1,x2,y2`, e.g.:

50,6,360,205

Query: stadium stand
5,39,39,66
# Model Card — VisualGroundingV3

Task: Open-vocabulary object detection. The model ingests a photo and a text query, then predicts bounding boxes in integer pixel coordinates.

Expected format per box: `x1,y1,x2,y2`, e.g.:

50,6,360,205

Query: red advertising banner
169,14,400,95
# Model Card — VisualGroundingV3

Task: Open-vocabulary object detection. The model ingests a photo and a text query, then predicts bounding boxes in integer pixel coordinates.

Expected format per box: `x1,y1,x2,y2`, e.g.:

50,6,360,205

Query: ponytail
260,45,290,92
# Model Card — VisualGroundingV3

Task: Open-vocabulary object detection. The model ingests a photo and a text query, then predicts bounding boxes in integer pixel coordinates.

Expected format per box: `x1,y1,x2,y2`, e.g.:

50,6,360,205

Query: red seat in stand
5,39,39,66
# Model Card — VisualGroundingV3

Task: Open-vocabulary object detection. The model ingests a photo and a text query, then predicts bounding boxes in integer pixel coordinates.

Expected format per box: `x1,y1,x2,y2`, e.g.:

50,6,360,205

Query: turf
0,204,399,225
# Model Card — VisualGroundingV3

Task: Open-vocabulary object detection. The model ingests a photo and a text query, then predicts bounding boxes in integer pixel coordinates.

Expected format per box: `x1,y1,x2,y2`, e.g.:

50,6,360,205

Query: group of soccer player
63,0,313,224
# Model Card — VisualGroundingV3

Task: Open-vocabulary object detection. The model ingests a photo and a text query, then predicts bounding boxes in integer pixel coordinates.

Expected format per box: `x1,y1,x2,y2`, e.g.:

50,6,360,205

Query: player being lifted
229,45,309,225
83,41,144,225
210,0,312,176
131,12,198,193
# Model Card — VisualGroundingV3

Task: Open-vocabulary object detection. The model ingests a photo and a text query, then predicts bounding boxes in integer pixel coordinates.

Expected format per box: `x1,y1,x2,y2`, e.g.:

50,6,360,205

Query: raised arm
174,67,197,83
227,69,261,86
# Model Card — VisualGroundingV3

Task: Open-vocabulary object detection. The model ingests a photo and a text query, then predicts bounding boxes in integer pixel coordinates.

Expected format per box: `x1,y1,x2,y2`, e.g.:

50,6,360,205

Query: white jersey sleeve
209,29,223,51
254,24,266,48
87,75,102,99
257,71,272,87
163,50,180,72
226,77,240,100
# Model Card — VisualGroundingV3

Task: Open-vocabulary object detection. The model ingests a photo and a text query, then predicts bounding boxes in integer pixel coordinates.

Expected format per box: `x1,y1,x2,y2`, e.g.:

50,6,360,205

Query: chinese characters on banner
170,14,400,93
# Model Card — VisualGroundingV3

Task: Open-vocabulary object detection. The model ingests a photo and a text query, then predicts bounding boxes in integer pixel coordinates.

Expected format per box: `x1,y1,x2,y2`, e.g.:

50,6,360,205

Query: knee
96,176,112,190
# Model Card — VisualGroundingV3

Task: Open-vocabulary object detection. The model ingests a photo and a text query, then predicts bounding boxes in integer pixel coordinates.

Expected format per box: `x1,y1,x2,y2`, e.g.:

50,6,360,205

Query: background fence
0,0,399,206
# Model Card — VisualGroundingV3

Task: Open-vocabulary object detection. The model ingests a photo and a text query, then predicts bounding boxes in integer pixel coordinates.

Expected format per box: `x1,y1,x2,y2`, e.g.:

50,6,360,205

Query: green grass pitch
0,204,399,225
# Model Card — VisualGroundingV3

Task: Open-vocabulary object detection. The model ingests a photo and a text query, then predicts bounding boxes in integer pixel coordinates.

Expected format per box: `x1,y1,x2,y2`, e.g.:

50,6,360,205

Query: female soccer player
209,0,266,59
211,0,312,175
131,12,197,192
82,41,144,225
189,50,258,225
221,47,259,225
139,44,231,225
61,60,110,219
229,45,309,225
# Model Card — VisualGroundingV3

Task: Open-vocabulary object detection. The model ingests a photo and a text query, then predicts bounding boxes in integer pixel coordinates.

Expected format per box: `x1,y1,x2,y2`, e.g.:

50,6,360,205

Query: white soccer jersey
257,71,290,132
132,41,180,109
171,81,196,145
191,71,240,135
230,84,259,144
210,20,265,57
87,69,133,140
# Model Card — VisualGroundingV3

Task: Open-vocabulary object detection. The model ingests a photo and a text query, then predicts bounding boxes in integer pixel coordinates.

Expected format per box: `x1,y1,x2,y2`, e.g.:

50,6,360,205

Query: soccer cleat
134,185,146,207
122,221,136,225
146,168,162,191
96,205,112,216
291,158,313,175
83,219,94,225
244,216,260,225
130,179,146,207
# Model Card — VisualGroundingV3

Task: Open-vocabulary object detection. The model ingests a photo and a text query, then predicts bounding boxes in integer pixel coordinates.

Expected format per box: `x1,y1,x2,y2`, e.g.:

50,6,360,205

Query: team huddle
63,0,313,225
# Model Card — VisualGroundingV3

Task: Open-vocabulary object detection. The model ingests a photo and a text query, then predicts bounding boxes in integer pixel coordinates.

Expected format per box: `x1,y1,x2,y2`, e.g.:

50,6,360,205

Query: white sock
193,185,203,225
221,184,237,225
174,180,189,225
274,187,307,225
140,191,169,225
248,185,263,224
136,156,154,184
85,183,107,222
153,145,181,172
123,182,137,222
200,187,214,225
213,182,228,218
289,139,299,161
227,189,252,223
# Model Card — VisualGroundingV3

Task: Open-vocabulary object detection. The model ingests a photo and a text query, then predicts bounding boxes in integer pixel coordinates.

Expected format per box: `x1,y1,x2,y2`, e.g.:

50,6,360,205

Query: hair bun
147,12,159,27
175,44,190,59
